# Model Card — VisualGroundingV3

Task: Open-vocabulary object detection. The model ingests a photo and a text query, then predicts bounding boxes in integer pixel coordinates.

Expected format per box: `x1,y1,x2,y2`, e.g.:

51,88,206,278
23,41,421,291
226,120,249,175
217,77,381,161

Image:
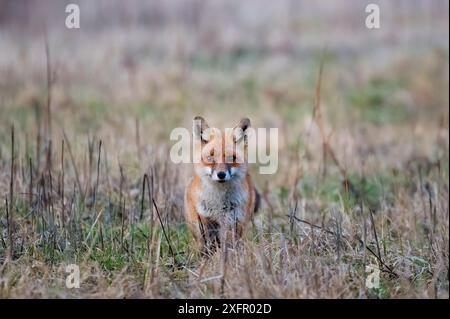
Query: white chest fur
196,179,248,225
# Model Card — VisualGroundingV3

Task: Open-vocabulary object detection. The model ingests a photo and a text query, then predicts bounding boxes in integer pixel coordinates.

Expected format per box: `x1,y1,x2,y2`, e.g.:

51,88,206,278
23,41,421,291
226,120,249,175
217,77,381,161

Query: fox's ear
193,116,210,143
233,118,251,144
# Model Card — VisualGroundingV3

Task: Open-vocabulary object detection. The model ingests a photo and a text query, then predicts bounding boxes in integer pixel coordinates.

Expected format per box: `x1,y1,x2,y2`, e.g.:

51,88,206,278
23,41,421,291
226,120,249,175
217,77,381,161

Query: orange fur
184,117,259,252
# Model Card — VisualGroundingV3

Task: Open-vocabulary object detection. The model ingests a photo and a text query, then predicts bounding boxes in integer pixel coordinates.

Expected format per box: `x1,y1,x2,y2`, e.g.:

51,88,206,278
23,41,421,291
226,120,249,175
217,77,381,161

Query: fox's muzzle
212,163,231,183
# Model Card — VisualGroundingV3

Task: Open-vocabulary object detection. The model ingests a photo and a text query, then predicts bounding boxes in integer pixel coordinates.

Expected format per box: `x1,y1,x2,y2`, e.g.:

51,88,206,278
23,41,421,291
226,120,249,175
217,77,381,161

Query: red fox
184,116,260,253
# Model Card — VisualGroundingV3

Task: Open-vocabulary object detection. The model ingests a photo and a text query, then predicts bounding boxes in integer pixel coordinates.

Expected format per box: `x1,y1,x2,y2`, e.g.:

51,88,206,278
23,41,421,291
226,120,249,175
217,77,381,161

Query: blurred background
0,0,449,199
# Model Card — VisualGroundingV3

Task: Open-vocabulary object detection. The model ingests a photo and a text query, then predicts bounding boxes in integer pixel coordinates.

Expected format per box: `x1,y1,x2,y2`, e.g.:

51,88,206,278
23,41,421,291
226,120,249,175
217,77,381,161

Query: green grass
348,77,411,125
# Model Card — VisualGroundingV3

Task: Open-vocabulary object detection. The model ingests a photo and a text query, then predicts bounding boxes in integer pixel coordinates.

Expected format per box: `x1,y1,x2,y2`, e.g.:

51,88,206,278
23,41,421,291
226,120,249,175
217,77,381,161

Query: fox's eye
206,155,214,163
226,155,236,163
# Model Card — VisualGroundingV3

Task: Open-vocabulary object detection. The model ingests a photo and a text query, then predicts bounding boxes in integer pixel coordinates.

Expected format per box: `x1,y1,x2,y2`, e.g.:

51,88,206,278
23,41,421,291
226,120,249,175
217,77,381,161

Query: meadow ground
0,0,448,298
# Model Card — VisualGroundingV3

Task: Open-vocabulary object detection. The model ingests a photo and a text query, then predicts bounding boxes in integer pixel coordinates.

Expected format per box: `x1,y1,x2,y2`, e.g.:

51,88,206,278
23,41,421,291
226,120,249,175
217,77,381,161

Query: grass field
0,0,449,298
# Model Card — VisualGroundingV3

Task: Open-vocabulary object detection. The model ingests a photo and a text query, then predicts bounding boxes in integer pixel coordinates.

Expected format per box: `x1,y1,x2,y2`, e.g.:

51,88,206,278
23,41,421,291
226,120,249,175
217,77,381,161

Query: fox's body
184,117,259,252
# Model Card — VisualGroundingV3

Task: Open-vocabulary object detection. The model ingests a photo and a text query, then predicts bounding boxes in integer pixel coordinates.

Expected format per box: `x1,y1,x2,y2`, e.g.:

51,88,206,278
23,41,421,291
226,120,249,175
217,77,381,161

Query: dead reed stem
7,126,15,261
287,214,399,278
152,198,176,265
313,58,347,180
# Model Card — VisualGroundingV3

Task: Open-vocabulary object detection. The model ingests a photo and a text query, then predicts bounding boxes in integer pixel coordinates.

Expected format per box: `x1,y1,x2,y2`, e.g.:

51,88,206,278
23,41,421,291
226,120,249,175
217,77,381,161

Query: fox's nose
217,171,227,180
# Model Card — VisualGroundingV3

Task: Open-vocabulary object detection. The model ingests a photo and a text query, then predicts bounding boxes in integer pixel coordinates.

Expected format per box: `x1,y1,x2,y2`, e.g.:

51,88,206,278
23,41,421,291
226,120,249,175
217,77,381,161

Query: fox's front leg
184,205,220,253
190,216,221,255
221,209,245,246
200,218,221,254
200,218,241,254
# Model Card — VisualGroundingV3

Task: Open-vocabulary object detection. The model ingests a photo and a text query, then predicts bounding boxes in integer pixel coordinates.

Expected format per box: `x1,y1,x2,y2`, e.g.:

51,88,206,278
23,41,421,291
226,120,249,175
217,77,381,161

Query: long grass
0,0,448,298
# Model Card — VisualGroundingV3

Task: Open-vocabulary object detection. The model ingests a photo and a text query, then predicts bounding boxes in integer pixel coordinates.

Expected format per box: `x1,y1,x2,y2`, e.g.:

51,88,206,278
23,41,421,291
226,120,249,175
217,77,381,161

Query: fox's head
193,116,251,184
